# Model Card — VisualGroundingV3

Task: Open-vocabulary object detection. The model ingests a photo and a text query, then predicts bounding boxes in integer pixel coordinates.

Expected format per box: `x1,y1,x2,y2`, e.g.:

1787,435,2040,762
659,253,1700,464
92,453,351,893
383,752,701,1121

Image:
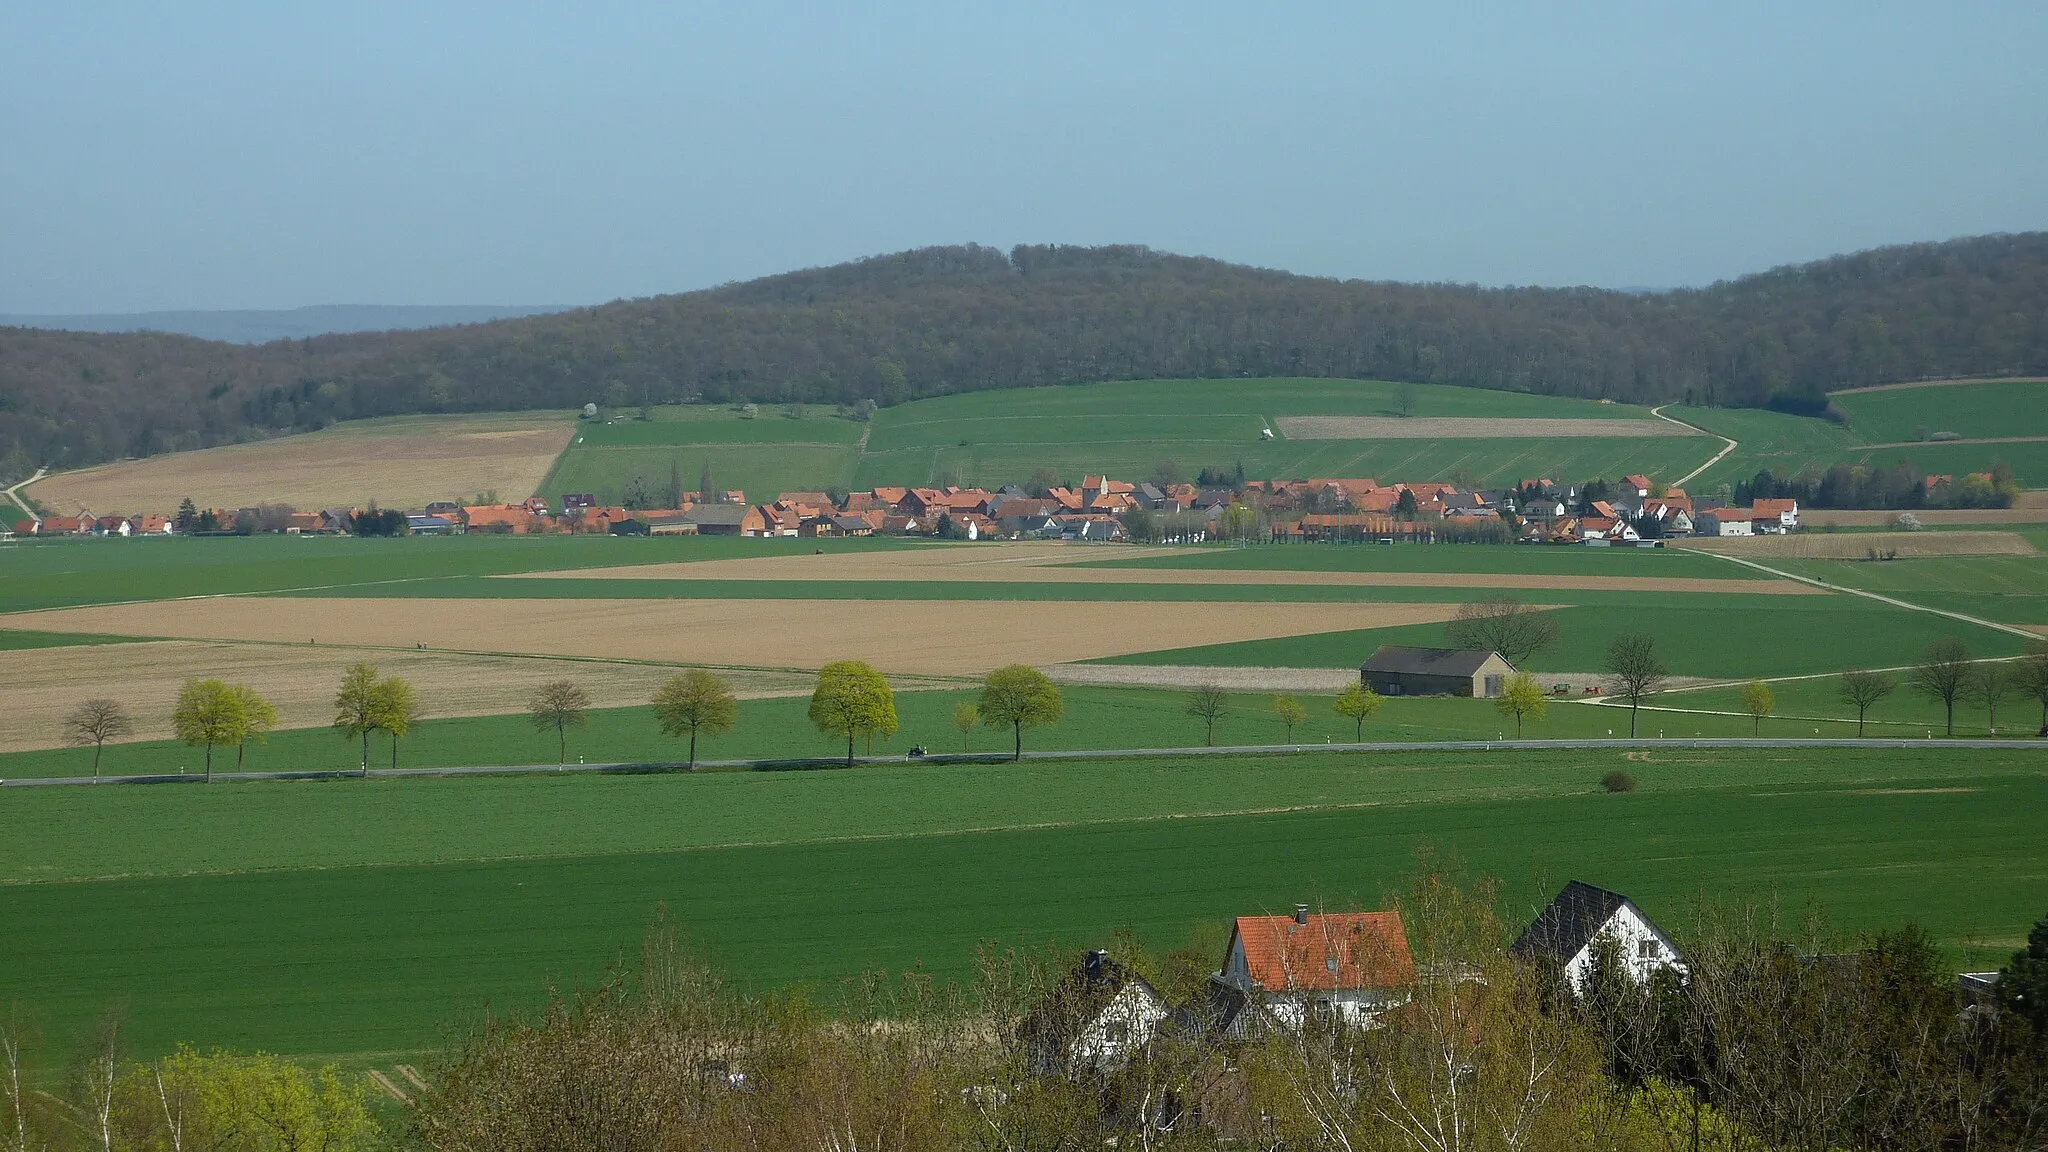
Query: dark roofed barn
1360,645,1514,698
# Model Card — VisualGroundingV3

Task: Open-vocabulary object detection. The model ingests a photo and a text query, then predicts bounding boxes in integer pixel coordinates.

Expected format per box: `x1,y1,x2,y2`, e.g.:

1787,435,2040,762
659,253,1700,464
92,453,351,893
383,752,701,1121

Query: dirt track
0,640,827,753
1274,416,1693,440
0,597,1466,681
26,413,573,515
1670,531,2035,559
519,544,1818,595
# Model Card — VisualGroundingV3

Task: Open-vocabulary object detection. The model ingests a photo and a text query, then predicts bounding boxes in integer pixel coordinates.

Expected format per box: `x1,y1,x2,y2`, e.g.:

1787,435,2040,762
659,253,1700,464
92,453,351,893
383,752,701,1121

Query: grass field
1832,379,2048,443
1668,673,2048,738
4,746,2043,1061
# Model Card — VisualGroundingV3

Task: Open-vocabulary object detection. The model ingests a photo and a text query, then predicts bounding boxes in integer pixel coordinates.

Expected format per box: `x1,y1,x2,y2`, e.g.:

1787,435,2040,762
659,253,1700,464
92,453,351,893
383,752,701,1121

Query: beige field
1273,416,1695,440
1670,531,2036,559
0,640,828,753
26,412,575,516
519,543,1817,595
0,597,1465,680
1800,491,2048,528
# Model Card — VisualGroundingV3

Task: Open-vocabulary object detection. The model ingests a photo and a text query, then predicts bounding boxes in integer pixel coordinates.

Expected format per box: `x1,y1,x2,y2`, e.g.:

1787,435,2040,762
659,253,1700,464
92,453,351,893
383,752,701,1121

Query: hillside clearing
0,596,1464,677
1274,416,1695,439
26,412,576,515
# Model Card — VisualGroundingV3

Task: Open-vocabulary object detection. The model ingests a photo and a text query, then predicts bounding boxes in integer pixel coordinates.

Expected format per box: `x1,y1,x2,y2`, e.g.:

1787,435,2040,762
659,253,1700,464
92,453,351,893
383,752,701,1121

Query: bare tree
529,680,591,764
1393,379,1420,417
2,1021,29,1152
1602,632,1667,737
72,1014,120,1152
1445,595,1558,668
1184,684,1229,746
1964,661,2013,734
64,698,132,782
1908,638,1972,735
2014,644,2048,732
1837,669,1896,737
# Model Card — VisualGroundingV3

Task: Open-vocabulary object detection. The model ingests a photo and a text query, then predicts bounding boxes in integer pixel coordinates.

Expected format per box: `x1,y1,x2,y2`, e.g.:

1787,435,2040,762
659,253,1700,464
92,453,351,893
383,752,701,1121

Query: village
7,471,1805,543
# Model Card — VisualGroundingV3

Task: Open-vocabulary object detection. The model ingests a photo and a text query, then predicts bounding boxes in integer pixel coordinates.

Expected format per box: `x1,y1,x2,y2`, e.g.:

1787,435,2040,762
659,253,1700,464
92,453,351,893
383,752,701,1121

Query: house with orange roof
461,505,540,534
1751,497,1799,532
1217,905,1415,1031
131,513,174,536
1624,474,1653,498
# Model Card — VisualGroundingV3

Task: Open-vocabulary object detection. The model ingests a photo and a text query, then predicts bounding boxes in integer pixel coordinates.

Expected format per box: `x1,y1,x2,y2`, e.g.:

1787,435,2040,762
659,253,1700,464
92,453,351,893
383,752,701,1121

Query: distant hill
3,233,2046,478
0,304,574,344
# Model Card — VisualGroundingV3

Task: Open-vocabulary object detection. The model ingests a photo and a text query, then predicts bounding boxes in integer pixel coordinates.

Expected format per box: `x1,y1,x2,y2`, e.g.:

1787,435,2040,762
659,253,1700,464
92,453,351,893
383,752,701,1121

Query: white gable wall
1564,902,1686,987
1070,983,1169,1071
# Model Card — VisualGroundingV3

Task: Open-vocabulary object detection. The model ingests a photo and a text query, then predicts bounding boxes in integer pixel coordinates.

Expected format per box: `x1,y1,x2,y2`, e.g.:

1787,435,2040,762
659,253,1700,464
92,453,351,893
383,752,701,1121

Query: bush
1600,770,1637,793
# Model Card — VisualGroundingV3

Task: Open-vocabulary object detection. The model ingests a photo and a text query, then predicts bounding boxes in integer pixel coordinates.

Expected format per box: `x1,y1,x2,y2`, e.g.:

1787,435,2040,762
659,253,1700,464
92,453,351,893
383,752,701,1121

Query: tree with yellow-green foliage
1273,693,1308,743
373,674,423,769
1333,681,1383,742
809,660,897,767
228,683,278,772
979,664,1063,761
174,678,246,783
1741,679,1775,736
652,669,738,769
1493,672,1548,738
121,1046,382,1150
333,662,382,776
953,701,979,752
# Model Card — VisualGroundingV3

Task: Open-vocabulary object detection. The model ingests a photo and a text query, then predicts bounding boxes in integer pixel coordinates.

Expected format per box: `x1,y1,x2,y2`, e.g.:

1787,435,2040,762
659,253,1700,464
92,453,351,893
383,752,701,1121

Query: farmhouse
1022,950,1170,1076
1215,905,1415,1031
1360,645,1514,698
1695,509,1753,537
1512,880,1686,988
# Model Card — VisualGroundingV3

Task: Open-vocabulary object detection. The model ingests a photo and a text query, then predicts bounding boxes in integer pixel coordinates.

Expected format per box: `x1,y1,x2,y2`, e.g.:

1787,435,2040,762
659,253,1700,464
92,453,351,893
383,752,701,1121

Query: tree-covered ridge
4,232,2046,478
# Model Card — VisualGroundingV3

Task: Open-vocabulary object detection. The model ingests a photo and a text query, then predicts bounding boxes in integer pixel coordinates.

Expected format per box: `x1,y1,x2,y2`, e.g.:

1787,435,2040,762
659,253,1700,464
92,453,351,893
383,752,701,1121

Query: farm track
4,467,45,525
1651,405,1738,486
1697,551,2041,641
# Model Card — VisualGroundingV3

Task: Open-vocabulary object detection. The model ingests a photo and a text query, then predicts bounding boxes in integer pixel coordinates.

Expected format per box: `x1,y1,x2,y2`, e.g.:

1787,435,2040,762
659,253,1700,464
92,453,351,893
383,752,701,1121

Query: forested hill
4,232,2046,476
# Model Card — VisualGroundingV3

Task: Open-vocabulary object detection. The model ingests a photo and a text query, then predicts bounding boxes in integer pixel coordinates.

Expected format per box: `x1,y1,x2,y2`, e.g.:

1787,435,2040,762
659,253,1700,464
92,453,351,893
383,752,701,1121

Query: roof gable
1231,910,1414,992
1361,645,1506,677
1511,881,1631,963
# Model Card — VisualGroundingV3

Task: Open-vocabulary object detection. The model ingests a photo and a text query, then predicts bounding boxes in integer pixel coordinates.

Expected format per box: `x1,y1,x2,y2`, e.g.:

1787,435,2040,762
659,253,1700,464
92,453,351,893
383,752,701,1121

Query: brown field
519,543,1817,595
0,640,825,753
1273,416,1695,440
0,597,1466,680
1670,531,2036,559
25,412,575,516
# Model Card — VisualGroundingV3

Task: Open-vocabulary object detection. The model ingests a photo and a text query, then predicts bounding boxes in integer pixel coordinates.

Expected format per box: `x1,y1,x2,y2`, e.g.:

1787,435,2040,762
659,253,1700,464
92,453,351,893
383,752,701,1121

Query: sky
3,2,2045,313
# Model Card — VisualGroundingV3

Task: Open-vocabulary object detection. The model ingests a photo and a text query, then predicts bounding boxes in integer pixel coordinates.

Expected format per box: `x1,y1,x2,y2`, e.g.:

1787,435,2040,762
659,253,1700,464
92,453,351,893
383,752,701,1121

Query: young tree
1837,669,1896,737
809,660,897,767
1908,637,1972,735
1740,679,1775,736
529,680,591,765
174,678,246,783
1445,595,1557,667
1964,661,2012,734
979,664,1063,761
1272,693,1308,743
1393,379,1420,417
373,675,422,769
1184,684,1229,746
1493,672,1548,738
1333,682,1383,741
332,662,383,776
2013,645,2048,731
952,701,978,752
651,669,738,769
1602,632,1667,737
228,683,278,771
65,698,132,782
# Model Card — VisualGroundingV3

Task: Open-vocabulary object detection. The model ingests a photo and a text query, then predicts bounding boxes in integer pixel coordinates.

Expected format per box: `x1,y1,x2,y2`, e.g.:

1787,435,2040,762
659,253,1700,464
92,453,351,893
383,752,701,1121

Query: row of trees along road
65,681,282,784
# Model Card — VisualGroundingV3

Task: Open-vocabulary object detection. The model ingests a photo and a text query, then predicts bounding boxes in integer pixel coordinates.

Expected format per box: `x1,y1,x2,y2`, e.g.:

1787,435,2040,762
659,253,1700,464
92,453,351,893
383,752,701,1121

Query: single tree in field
1185,684,1230,747
173,678,246,783
808,660,898,767
333,662,383,776
1964,662,2012,734
979,665,1064,762
1909,638,1972,736
530,680,591,765
1393,380,1420,417
1445,596,1557,668
2013,645,2048,731
952,702,978,753
1493,672,1548,738
652,669,738,769
1602,632,1667,738
228,683,278,771
1333,682,1383,741
1740,680,1775,737
1837,669,1896,737
373,675,423,770
1272,693,1308,744
65,698,132,782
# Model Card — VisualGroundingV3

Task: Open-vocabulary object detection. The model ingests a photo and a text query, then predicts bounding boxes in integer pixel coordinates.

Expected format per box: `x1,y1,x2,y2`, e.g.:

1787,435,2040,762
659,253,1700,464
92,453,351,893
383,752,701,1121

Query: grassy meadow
3,745,2044,1061
1831,380,2048,444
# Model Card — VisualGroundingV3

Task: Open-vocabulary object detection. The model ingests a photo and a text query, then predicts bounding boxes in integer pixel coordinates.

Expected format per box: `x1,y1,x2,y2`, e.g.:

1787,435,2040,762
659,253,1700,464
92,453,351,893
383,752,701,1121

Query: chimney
1084,950,1107,981
1294,904,1310,926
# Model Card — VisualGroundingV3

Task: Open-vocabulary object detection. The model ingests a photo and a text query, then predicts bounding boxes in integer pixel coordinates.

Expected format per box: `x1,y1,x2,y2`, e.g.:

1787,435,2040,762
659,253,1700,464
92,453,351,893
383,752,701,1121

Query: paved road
6,737,2040,788
1651,406,1737,487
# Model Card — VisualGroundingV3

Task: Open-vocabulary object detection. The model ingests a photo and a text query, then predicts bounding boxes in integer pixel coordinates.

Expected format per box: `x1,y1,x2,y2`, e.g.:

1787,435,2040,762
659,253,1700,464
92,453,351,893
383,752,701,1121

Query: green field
4,746,2044,1061
1670,672,2048,738
1086,540,1768,577
1832,380,2048,444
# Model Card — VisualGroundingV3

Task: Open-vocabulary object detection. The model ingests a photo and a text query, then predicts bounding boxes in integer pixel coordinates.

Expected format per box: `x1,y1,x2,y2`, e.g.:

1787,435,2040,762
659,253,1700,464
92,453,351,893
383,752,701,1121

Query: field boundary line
1696,550,2041,641
1652,406,1738,486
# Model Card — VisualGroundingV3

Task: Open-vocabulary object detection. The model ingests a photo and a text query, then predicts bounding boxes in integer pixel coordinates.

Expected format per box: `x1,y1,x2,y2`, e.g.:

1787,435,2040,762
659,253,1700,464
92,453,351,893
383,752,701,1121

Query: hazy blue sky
4,2,2044,312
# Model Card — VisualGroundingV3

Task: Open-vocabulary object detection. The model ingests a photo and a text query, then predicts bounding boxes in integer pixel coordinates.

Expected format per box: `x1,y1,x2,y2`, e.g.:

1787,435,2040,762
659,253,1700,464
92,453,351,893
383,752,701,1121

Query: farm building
1512,880,1685,989
1695,509,1753,537
1360,645,1514,697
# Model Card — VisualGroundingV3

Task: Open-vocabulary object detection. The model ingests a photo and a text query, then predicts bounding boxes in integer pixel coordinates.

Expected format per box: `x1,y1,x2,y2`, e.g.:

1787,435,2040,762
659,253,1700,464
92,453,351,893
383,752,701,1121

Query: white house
1024,951,1170,1076
1511,881,1685,989
1695,510,1753,537
1216,906,1415,1031
1753,498,1799,532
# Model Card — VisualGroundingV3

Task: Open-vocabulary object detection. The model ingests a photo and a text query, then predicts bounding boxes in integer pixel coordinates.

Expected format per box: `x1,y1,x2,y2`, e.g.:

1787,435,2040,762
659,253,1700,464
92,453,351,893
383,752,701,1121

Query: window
1638,939,1659,959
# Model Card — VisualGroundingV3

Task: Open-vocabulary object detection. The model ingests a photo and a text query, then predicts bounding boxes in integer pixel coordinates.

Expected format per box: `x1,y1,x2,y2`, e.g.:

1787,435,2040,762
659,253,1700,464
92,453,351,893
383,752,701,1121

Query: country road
1651,406,1737,487
2,467,45,526
5,736,2041,788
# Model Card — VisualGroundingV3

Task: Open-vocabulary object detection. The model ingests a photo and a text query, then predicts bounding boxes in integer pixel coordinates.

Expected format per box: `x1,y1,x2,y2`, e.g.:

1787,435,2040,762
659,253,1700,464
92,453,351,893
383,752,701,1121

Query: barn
1359,645,1515,698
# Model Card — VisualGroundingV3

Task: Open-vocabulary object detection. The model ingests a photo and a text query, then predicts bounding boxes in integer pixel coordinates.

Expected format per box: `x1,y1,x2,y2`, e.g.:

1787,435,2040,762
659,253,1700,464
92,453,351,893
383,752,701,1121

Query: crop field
24,412,576,515
1671,529,2035,559
1831,379,2048,443
3,746,2043,1060
1666,672,2048,738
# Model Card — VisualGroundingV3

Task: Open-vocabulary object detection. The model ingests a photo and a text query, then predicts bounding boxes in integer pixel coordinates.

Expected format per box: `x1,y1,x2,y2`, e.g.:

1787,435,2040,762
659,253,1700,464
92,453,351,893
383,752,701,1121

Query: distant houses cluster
8,469,1803,544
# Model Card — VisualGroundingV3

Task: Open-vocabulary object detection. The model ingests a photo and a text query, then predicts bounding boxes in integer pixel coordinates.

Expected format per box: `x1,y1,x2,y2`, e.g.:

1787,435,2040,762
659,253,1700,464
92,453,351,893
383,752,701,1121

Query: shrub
1600,770,1637,793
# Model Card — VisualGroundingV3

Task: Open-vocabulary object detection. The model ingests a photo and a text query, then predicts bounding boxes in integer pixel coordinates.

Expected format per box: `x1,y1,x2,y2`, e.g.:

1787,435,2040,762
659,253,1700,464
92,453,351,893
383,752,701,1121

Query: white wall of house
1565,903,1687,987
1070,983,1169,1071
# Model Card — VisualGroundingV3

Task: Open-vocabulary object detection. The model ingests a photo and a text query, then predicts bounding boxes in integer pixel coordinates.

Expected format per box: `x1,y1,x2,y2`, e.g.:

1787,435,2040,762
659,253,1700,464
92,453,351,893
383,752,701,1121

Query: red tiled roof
1752,498,1797,517
1233,910,1414,992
